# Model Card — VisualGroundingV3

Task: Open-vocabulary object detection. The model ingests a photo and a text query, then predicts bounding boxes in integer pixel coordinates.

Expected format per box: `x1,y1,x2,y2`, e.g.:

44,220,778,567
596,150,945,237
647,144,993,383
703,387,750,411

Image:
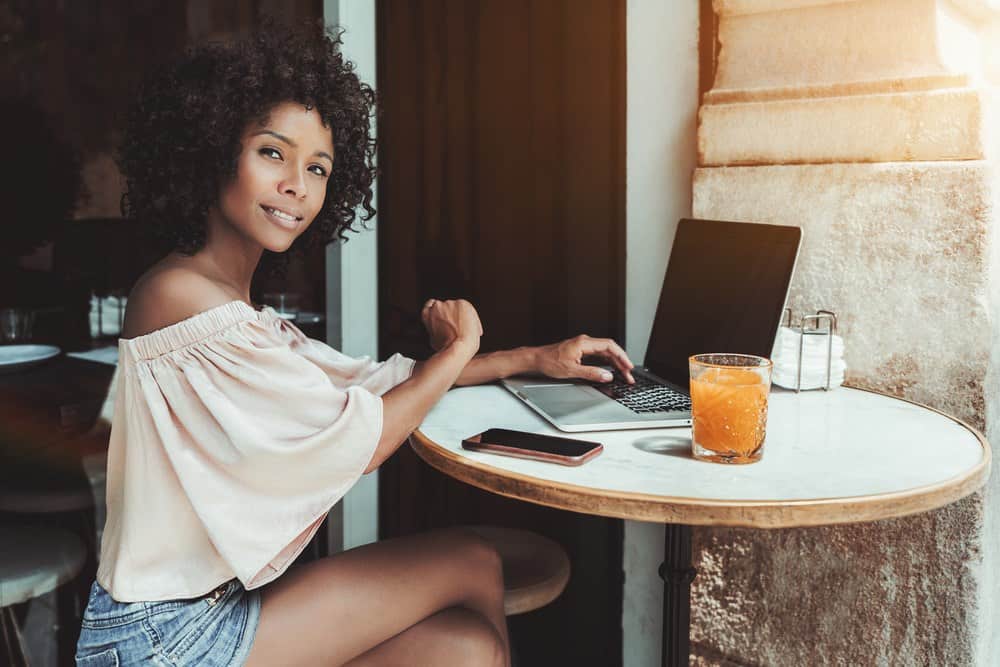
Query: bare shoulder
121,260,240,339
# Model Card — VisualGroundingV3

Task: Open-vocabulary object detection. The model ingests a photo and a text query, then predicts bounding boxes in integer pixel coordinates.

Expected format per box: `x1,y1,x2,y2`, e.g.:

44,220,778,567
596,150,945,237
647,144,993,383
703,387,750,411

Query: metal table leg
659,524,695,667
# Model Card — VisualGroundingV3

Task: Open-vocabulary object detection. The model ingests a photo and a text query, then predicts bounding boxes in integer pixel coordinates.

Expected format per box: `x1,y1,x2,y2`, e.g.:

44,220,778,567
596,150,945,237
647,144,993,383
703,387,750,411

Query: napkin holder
781,308,839,393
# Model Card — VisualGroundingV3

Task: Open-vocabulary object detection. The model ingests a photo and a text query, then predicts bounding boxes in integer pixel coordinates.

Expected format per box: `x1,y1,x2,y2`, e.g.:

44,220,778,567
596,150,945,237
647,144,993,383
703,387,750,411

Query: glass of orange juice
689,354,773,464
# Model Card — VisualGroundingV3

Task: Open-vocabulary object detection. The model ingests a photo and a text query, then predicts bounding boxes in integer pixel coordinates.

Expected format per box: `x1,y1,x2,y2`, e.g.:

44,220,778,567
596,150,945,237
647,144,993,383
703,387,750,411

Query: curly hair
117,21,376,272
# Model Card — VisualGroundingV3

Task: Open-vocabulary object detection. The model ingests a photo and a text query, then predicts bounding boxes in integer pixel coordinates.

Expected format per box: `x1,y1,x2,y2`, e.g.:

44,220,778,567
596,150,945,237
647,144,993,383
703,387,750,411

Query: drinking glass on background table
689,353,773,464
1,308,36,343
89,290,127,338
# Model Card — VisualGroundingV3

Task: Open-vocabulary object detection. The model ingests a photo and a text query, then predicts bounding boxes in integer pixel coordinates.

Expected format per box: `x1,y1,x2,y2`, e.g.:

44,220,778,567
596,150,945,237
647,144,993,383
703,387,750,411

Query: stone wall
691,0,999,664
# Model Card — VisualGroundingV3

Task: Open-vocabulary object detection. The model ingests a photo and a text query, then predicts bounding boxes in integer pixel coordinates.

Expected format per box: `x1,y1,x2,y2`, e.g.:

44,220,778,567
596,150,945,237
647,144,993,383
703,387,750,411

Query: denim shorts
75,579,261,667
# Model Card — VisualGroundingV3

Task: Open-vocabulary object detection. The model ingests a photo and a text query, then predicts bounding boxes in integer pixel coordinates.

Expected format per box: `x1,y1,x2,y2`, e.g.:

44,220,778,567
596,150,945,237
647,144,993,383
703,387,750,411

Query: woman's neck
186,212,264,303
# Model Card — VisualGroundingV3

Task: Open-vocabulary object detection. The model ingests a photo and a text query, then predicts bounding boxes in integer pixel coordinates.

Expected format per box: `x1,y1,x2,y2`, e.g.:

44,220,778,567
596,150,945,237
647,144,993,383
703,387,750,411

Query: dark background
375,1,626,664
1,0,325,340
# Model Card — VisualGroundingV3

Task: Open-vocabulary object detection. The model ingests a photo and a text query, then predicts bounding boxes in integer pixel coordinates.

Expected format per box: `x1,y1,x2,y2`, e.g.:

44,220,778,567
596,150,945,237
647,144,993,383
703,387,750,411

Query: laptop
501,218,802,432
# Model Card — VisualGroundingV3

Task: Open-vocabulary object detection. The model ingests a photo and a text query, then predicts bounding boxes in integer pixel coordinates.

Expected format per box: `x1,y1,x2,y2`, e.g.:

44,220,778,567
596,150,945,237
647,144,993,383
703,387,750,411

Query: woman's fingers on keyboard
580,337,635,383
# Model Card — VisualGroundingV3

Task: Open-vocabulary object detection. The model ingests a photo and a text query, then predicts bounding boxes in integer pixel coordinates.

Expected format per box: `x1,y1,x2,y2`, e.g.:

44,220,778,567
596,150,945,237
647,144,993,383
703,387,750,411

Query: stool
465,525,571,616
1,463,99,666
1,523,86,666
1,435,103,661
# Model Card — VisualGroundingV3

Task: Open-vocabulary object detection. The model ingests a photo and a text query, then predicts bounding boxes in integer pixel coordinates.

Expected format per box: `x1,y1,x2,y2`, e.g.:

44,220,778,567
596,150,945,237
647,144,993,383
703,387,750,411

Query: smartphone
462,428,603,466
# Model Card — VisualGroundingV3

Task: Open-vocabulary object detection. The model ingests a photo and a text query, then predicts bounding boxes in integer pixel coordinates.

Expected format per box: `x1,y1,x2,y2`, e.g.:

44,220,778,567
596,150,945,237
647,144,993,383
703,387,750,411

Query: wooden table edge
410,386,992,529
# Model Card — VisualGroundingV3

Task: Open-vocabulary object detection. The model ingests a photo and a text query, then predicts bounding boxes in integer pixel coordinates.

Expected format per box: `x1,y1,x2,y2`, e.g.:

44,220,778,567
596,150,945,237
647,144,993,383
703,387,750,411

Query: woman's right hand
421,298,482,353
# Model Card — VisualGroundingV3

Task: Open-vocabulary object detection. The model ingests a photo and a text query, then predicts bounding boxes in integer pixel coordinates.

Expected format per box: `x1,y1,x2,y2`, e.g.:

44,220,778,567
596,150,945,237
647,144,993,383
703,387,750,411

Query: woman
75,23,634,667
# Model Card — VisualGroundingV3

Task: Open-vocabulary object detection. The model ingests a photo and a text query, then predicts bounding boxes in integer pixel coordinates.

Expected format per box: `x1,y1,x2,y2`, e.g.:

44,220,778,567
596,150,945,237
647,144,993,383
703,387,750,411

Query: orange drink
689,354,772,464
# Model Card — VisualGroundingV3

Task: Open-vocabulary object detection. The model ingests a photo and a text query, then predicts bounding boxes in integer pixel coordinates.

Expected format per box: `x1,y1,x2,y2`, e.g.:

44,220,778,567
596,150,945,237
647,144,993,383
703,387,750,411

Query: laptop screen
644,218,802,389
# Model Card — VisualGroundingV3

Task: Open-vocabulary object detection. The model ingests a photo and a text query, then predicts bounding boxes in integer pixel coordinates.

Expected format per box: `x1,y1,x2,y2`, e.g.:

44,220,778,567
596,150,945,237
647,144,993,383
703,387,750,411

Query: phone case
461,431,603,466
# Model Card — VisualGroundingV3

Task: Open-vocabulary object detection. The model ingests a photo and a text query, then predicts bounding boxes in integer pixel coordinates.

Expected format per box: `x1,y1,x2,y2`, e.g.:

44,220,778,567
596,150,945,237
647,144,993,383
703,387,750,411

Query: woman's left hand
534,335,635,384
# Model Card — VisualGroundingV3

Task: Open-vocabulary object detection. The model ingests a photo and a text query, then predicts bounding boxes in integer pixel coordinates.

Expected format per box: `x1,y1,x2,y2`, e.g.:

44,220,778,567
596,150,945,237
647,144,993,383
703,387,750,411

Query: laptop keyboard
595,372,692,414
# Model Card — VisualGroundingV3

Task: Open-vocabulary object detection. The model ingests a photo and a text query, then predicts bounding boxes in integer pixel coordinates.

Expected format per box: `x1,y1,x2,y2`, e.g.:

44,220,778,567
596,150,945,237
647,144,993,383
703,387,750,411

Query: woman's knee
438,607,506,666
446,528,504,590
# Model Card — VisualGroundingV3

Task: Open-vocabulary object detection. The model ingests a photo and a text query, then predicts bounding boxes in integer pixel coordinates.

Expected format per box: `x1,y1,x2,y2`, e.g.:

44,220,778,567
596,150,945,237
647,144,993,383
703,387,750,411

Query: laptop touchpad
521,385,604,418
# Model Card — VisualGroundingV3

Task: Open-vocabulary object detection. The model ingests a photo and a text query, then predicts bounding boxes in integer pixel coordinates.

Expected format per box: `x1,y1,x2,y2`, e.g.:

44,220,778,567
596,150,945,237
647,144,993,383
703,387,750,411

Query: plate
0,344,62,374
268,310,325,324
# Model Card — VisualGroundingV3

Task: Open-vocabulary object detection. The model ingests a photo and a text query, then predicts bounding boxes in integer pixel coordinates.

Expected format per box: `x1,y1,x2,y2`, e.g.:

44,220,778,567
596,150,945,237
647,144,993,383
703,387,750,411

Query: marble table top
411,385,990,528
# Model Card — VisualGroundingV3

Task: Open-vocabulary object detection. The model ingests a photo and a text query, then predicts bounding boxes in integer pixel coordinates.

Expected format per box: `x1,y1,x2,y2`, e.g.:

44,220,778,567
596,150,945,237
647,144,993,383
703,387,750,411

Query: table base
659,524,695,667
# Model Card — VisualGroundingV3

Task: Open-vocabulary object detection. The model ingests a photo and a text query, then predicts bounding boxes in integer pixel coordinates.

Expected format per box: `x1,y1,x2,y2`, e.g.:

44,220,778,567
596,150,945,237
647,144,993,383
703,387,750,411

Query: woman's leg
344,607,504,666
243,526,509,667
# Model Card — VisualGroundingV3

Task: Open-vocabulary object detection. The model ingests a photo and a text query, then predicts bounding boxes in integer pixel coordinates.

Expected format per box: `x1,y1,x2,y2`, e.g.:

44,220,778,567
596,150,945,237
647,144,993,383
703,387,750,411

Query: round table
410,384,990,667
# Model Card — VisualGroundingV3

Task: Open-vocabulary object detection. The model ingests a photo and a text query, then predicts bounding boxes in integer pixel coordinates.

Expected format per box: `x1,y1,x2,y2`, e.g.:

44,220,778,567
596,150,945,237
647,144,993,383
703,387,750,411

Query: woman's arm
365,309,635,471
452,347,538,386
364,297,483,473
411,336,637,388
365,339,478,473
406,347,535,388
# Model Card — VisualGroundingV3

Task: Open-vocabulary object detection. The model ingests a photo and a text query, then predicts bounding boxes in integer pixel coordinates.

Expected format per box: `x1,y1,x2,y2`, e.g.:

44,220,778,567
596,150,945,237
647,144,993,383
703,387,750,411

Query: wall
323,0,383,552
692,0,999,664
623,1,701,665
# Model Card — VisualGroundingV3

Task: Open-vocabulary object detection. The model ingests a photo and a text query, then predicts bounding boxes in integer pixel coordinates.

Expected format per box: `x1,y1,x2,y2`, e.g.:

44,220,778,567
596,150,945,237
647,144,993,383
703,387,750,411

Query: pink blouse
96,301,415,602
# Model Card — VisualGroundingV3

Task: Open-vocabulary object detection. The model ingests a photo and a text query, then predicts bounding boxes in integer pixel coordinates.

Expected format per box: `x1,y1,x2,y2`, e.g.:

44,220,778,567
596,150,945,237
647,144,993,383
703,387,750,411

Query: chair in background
0,523,86,667
0,378,114,665
0,459,98,667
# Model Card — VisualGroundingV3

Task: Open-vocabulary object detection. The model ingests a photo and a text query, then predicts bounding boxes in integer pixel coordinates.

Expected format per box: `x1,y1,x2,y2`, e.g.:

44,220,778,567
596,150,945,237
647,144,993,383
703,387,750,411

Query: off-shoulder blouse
96,301,415,602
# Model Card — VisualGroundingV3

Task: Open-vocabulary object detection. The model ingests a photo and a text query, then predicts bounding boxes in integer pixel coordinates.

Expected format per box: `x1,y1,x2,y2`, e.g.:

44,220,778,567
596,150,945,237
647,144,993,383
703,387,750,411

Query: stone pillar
692,1,999,664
